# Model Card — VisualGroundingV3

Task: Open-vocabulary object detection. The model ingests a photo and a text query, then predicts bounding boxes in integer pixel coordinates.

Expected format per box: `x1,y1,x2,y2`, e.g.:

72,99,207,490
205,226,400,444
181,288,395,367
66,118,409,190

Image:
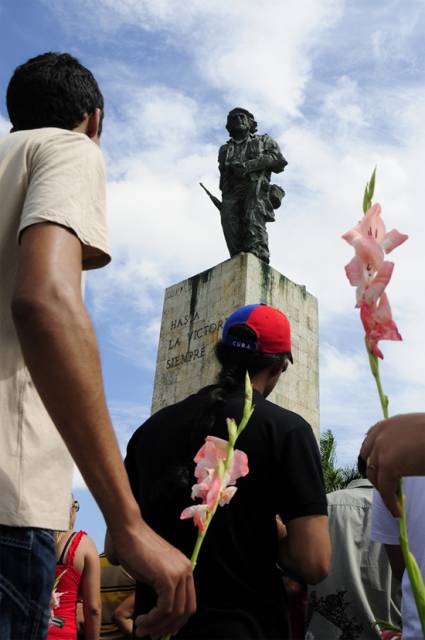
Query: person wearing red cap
124,303,330,639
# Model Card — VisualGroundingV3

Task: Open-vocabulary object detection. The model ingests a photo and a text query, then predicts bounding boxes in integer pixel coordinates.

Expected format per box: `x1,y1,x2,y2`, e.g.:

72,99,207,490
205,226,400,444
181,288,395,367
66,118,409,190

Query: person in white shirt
371,477,425,639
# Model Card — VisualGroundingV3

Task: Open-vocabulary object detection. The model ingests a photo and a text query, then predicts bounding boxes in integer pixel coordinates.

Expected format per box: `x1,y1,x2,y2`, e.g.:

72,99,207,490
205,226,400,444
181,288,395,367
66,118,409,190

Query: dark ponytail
188,325,289,448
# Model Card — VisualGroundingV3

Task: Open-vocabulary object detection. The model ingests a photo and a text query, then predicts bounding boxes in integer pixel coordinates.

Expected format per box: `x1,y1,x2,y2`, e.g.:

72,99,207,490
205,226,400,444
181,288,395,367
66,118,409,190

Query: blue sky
1,0,425,550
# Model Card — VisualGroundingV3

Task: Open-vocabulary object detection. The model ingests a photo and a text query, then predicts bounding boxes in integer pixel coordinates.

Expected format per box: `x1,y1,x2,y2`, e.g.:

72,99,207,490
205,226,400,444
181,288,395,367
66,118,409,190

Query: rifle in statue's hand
199,182,222,212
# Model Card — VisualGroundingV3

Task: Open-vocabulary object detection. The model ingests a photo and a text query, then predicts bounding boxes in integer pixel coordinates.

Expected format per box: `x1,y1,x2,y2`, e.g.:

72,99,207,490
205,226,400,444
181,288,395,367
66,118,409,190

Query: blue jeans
0,525,56,639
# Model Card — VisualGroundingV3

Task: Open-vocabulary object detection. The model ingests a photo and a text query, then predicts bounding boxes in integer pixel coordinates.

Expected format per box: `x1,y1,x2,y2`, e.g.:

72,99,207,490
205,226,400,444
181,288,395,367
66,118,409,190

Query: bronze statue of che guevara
201,108,287,264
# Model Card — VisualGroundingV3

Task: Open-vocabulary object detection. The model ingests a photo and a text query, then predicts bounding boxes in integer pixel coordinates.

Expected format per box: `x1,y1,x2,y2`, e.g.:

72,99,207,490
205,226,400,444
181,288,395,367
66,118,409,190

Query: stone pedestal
151,253,320,437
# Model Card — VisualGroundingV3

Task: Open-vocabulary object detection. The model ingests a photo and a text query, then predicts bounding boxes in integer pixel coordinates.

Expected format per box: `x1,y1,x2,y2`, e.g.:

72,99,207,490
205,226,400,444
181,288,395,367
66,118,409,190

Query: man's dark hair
187,324,290,449
357,453,367,479
215,325,289,383
7,52,104,133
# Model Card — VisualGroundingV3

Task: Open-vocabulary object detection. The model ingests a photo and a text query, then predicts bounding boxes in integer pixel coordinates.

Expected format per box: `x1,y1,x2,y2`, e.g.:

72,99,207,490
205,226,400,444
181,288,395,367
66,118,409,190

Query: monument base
151,253,319,436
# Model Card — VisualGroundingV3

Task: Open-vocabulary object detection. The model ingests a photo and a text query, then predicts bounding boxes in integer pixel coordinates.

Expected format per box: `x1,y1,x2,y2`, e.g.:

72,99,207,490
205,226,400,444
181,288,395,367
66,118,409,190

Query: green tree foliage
320,429,361,494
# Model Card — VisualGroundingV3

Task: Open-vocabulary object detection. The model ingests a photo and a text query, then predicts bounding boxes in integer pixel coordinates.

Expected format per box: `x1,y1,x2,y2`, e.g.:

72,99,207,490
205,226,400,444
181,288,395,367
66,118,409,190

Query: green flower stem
162,374,255,640
365,337,389,419
373,618,401,632
191,373,254,570
365,336,425,634
190,500,219,570
237,371,255,436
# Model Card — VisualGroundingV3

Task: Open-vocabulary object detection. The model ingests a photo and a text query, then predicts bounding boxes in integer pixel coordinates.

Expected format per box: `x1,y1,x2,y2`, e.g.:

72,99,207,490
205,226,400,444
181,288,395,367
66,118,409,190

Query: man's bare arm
12,223,196,638
278,515,330,585
360,413,425,517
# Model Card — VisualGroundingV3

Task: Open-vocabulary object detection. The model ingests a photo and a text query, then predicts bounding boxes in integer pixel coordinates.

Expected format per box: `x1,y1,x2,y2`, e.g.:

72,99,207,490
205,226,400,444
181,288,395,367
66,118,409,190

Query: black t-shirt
125,386,327,639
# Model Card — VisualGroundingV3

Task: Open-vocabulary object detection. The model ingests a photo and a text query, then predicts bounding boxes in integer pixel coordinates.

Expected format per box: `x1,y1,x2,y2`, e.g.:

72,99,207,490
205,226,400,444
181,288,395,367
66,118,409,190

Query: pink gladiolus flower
181,435,249,531
49,589,66,624
342,203,408,306
195,436,248,510
180,504,209,531
226,450,249,484
380,631,401,640
220,486,237,506
194,436,248,486
194,436,228,478
204,472,223,510
360,292,402,359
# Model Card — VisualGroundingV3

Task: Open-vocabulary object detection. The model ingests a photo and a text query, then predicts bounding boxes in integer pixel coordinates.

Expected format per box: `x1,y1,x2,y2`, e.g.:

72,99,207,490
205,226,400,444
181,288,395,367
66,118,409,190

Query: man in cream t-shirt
0,53,195,639
0,126,109,528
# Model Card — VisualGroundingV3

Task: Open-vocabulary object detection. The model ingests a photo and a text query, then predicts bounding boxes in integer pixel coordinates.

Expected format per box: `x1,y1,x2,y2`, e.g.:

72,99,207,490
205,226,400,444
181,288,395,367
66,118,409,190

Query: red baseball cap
221,304,293,362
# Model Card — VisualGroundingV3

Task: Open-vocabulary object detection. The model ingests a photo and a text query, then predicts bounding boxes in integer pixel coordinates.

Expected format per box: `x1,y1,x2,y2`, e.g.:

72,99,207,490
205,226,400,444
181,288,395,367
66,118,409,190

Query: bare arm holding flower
360,413,425,517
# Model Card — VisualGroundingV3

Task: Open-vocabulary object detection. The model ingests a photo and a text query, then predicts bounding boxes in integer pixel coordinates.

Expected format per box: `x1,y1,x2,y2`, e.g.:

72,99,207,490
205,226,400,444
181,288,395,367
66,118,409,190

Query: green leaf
362,167,377,213
369,167,376,201
319,429,361,493
362,185,369,214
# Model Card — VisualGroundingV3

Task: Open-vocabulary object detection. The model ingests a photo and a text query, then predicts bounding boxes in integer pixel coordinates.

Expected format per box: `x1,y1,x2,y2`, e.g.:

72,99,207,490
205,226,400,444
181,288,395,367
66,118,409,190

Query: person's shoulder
20,127,103,163
158,386,213,422
41,128,102,153
9,127,85,144
258,395,311,431
327,482,373,507
78,531,98,555
0,128,60,157
127,387,211,448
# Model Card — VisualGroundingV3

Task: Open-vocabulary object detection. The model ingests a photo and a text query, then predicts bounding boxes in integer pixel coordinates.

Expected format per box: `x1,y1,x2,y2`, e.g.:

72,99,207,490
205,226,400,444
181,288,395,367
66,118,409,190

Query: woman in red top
48,497,101,640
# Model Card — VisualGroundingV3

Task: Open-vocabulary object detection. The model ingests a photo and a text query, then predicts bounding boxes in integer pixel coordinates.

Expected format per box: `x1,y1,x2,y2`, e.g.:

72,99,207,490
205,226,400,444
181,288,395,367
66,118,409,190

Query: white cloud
321,76,367,131
101,84,206,166
321,343,366,384
190,1,343,122
370,10,423,68
72,466,87,490
45,0,343,122
319,342,374,461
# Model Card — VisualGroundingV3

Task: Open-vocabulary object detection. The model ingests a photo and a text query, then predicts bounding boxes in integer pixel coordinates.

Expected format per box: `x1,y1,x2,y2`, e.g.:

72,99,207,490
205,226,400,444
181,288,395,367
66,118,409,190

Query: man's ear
269,356,290,377
86,107,101,140
269,360,284,376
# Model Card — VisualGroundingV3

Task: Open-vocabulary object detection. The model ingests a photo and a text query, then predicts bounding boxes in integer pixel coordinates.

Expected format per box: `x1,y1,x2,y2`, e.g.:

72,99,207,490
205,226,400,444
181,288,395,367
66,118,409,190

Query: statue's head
226,107,257,135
